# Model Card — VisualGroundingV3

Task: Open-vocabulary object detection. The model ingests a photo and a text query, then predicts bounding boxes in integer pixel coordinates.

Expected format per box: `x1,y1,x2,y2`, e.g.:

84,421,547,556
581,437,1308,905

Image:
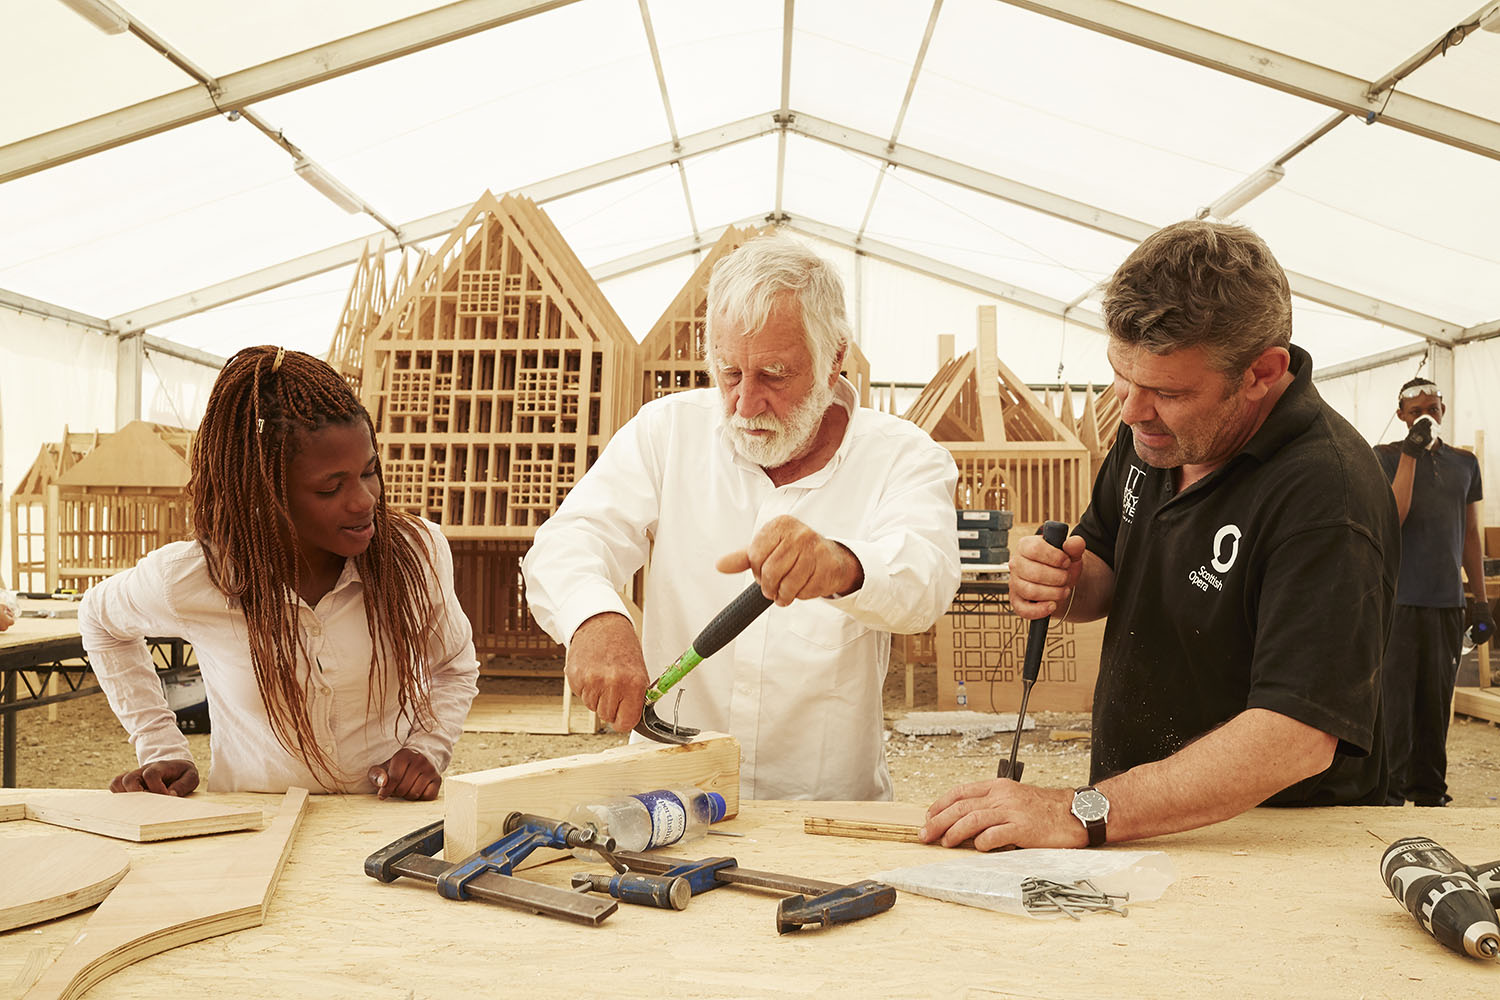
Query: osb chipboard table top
1,790,1494,999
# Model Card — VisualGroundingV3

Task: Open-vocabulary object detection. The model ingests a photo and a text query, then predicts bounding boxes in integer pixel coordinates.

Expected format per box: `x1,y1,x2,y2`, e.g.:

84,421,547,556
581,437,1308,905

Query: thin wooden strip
803,816,925,844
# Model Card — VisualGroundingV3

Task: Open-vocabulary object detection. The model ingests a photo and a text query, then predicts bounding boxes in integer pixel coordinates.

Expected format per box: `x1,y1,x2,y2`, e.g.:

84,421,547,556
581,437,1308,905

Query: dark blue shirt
1374,441,1482,608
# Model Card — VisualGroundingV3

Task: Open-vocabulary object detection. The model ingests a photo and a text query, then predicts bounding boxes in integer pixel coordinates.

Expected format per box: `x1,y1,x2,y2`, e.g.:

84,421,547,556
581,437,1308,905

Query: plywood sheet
23,792,265,842
23,788,308,1000
443,733,740,861
0,834,129,932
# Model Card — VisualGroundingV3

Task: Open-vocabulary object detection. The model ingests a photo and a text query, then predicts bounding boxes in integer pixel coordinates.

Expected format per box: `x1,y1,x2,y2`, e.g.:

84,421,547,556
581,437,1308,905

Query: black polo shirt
1075,345,1398,806
1373,441,1481,608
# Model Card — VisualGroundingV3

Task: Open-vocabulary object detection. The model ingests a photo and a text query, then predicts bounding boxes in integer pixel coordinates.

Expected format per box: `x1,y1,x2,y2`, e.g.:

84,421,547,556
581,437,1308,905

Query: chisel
997,520,1070,781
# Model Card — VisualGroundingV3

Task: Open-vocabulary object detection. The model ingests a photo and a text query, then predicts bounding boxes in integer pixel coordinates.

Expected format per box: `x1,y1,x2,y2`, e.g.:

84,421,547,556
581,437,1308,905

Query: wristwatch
1071,786,1109,847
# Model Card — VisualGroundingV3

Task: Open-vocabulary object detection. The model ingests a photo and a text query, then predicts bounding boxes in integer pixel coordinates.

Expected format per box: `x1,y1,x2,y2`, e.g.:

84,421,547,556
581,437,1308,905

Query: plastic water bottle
565,786,727,857
955,676,968,709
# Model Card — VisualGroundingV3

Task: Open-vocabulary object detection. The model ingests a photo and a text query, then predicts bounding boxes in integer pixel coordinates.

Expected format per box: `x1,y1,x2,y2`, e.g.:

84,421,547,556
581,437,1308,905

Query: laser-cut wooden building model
904,305,1092,526
327,241,423,393
10,421,193,594
356,192,638,697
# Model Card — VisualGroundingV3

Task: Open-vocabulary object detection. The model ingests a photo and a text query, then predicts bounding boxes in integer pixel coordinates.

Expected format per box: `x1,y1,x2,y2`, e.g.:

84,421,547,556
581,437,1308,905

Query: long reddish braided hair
189,346,438,784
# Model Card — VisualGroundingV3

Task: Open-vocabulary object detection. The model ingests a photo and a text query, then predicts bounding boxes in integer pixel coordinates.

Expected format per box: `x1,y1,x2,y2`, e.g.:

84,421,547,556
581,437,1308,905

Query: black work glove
1400,416,1435,457
1466,597,1495,647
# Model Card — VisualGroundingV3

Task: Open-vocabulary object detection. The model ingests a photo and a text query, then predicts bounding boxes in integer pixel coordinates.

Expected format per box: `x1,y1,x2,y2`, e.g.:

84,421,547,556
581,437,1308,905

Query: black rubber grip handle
1020,521,1070,684
693,582,775,660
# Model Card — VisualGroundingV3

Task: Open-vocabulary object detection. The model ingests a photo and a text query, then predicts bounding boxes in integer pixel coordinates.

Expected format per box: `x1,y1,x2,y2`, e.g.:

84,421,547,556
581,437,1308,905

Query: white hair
705,233,850,379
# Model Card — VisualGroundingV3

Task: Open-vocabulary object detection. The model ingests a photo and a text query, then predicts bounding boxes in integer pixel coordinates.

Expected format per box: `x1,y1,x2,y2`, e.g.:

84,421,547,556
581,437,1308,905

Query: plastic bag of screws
874,849,1175,918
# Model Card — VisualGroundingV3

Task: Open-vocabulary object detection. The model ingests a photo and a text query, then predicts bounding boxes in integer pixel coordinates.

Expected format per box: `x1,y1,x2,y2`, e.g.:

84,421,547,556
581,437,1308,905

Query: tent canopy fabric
0,0,1497,428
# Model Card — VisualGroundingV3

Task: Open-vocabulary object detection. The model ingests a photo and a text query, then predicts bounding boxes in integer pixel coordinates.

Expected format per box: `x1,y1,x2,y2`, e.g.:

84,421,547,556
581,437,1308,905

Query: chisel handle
1021,521,1070,684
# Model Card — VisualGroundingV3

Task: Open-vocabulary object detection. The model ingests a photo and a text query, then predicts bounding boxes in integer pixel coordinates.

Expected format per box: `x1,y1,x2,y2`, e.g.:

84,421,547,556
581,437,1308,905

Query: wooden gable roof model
359,191,638,538
903,306,1092,524
15,422,190,497
904,306,1083,446
326,241,424,392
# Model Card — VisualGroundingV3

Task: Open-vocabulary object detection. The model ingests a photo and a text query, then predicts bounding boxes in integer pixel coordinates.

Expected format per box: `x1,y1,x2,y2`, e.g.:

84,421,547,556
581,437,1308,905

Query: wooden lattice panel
449,539,560,659
947,443,1092,527
359,191,638,541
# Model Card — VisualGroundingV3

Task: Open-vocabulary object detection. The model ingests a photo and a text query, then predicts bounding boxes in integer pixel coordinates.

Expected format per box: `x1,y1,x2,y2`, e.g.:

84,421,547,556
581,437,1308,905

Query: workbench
2,790,1495,998
0,600,192,787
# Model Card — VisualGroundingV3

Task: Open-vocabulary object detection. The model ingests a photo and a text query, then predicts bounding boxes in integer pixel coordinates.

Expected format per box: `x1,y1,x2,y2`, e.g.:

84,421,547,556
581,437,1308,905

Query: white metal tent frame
5,0,1500,385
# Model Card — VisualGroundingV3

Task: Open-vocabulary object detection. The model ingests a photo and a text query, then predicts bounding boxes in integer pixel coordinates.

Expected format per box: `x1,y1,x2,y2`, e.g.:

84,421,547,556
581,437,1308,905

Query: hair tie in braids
272,347,286,373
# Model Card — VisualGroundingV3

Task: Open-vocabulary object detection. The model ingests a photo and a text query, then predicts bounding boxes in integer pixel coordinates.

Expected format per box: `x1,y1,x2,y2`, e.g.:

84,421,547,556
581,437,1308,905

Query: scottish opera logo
1189,523,1241,593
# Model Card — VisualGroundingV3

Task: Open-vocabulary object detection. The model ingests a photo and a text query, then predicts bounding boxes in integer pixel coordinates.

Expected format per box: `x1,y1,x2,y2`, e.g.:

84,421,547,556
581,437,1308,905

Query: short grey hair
705,233,851,379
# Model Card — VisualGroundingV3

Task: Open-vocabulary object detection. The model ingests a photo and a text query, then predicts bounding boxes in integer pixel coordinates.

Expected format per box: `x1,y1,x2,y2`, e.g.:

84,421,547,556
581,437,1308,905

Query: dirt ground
9,657,1500,809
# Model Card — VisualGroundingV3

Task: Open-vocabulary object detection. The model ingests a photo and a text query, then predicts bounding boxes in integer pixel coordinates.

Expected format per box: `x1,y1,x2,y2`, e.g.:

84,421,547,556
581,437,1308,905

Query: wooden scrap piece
23,788,308,1000
443,733,740,861
802,801,928,844
0,797,25,822
0,834,130,932
23,792,264,842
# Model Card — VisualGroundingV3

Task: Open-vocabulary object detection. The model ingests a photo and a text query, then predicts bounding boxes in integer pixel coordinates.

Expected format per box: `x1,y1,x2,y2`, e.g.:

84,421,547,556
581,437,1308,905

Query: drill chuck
1381,837,1500,960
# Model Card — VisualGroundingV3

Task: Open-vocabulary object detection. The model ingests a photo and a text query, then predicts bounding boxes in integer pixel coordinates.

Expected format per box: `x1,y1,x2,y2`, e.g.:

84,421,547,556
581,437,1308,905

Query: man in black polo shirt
1374,378,1490,807
922,220,1398,852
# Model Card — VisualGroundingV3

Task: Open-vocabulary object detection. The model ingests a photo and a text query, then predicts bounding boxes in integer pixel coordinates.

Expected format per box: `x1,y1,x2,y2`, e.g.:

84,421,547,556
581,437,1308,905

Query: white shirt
79,517,479,793
523,380,960,800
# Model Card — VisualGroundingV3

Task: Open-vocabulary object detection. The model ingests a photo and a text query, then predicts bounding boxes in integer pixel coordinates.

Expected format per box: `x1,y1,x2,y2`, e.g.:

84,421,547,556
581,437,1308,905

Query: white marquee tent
3,0,1500,573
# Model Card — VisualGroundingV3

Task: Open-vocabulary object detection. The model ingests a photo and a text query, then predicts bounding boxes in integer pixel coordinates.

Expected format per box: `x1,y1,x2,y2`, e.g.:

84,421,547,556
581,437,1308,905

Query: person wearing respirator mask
1374,377,1491,807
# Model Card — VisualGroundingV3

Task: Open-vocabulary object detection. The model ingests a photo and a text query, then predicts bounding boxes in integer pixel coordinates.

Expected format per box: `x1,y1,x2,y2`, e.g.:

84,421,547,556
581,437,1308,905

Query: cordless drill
1380,836,1500,960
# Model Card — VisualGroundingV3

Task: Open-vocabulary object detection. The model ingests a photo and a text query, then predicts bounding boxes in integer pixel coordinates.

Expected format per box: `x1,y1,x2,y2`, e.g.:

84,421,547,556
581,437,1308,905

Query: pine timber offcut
636,224,873,409
0,833,130,932
9,422,193,595
18,791,265,842
904,306,1091,527
801,801,927,844
21,788,308,1000
442,733,740,862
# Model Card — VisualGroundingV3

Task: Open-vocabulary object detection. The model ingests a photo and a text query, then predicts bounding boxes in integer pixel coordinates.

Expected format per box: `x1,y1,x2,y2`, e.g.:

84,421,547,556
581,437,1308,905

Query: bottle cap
706,791,727,824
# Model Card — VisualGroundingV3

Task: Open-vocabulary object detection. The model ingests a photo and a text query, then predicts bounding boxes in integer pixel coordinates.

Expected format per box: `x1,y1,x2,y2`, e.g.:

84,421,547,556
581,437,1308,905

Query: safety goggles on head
1399,384,1441,401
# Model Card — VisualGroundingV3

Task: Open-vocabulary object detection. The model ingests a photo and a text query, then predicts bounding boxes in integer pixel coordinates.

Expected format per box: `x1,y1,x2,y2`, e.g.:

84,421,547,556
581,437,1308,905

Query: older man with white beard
522,234,960,800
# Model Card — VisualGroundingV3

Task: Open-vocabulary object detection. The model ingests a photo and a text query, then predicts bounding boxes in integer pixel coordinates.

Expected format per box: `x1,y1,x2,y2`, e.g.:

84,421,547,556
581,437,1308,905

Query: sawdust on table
10,654,1500,810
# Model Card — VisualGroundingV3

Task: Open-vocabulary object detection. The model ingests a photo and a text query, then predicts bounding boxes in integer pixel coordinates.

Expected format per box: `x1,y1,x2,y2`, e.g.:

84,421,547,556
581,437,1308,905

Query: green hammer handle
646,582,774,703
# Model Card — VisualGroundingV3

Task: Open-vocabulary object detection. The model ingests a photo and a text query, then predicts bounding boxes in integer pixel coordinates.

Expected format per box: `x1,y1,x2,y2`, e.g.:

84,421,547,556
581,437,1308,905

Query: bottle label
634,790,688,848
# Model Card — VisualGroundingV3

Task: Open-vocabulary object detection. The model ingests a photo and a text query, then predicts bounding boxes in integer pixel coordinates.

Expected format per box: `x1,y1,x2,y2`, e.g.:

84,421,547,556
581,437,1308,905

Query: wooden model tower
10,422,192,594
904,306,1091,526
327,242,424,393
358,192,638,670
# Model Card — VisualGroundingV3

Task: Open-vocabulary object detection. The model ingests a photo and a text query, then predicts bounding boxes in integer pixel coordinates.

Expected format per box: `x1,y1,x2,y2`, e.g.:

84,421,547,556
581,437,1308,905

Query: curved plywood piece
0,834,130,932
23,788,308,1000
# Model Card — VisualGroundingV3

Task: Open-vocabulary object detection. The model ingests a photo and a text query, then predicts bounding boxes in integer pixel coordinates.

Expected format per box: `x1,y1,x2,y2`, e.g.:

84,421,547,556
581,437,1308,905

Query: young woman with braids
79,346,478,800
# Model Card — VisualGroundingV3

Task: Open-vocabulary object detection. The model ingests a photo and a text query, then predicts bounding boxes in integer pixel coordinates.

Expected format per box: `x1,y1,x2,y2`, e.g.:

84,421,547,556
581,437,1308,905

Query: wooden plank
462,692,599,735
23,792,265,843
1455,686,1500,723
443,733,740,861
802,801,927,843
0,833,130,932
23,788,308,1000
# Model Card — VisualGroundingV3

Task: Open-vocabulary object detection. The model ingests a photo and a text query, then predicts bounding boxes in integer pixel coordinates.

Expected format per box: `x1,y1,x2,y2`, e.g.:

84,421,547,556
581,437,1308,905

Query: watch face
1073,789,1108,822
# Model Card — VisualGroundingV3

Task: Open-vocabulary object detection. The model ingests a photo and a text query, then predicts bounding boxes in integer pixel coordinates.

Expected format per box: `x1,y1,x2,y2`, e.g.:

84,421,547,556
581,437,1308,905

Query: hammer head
632,701,701,745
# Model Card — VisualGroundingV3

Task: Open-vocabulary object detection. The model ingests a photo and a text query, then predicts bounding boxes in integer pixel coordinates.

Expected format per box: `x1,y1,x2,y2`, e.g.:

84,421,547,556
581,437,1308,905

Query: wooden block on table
0,833,129,932
443,733,740,862
0,796,25,822
22,788,307,1000
802,802,928,844
23,791,265,842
